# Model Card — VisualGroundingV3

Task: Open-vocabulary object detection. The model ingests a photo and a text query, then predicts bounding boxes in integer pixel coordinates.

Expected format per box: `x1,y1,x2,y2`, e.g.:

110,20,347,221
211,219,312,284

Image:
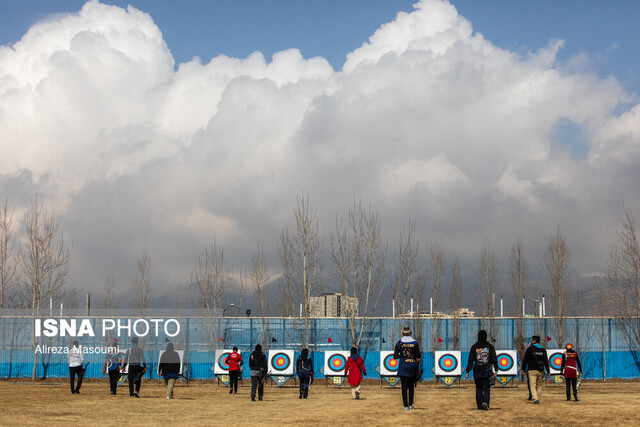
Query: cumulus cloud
1,0,639,299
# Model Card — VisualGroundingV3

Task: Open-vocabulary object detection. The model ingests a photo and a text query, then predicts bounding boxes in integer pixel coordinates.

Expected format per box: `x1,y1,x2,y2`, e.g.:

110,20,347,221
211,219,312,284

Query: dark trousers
108,370,119,394
229,370,239,393
251,376,264,399
400,376,415,407
299,375,310,398
565,377,578,400
69,366,84,393
474,377,491,409
128,365,144,396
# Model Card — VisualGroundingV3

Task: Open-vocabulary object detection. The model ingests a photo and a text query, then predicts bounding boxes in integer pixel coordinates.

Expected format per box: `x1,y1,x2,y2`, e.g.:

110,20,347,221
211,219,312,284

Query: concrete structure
310,293,358,317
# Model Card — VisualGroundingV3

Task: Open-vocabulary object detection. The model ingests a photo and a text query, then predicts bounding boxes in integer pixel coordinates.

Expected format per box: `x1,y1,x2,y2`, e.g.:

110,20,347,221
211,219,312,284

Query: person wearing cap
561,343,582,402
521,336,549,405
464,330,499,410
68,340,84,394
344,347,366,399
124,337,146,398
394,325,422,411
102,341,123,395
224,347,243,394
249,344,268,401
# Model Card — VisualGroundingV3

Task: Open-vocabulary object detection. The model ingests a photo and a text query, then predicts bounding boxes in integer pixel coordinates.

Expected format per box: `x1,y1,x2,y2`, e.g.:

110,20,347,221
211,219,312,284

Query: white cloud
1,0,639,296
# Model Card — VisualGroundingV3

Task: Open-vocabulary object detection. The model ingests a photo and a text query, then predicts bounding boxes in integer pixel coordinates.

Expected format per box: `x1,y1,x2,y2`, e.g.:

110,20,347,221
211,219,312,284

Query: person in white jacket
68,340,84,394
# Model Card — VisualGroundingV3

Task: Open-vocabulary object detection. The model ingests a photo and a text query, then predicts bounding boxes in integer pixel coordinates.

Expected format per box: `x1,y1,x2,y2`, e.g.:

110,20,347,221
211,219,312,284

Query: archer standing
521,336,549,405
561,343,582,402
68,340,84,395
345,347,366,399
159,342,181,399
125,337,146,398
464,330,498,410
394,326,421,411
249,344,267,401
103,341,123,395
224,347,243,394
296,348,314,399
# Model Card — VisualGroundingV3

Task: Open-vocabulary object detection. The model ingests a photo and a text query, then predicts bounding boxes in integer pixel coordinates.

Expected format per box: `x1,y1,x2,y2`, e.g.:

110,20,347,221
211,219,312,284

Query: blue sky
2,0,639,94
1,0,640,307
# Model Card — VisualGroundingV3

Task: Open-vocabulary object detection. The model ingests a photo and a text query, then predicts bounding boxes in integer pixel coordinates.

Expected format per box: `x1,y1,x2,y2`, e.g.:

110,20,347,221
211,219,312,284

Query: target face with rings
268,350,294,375
547,350,564,374
496,350,517,375
379,351,398,376
324,351,350,375
271,352,292,372
383,354,399,373
434,351,461,376
213,350,232,374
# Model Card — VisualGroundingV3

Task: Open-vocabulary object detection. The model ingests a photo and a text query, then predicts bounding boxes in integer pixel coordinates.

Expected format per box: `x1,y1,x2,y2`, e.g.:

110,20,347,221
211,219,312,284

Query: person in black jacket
520,336,549,404
296,348,313,399
249,344,268,401
158,342,181,399
464,330,498,410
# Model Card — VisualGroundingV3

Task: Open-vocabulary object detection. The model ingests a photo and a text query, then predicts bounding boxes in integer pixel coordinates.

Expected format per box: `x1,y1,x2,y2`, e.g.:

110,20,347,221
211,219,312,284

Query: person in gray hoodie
124,337,146,398
68,340,84,394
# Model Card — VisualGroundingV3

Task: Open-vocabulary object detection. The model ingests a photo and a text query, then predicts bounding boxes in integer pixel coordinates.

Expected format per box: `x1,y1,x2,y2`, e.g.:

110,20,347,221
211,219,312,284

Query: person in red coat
344,347,366,399
224,347,243,394
560,343,582,402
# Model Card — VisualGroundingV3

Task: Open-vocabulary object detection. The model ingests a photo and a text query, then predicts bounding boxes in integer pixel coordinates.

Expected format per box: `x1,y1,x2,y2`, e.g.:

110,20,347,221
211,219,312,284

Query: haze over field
1,0,639,311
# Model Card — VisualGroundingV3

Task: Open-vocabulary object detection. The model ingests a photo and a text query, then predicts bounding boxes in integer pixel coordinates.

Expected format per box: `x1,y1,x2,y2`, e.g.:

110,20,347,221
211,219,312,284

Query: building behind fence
1,314,638,380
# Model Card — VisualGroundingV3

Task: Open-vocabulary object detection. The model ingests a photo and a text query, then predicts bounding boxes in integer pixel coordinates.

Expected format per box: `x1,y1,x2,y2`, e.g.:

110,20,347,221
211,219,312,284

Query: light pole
223,303,235,317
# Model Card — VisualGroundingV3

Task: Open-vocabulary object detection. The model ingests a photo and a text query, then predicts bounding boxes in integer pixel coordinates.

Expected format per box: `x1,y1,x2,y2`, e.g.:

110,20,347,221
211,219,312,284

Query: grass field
1,378,639,426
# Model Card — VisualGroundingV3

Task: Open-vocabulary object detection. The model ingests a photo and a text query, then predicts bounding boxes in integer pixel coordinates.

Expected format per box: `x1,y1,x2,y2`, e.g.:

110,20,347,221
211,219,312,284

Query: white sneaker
404,406,410,411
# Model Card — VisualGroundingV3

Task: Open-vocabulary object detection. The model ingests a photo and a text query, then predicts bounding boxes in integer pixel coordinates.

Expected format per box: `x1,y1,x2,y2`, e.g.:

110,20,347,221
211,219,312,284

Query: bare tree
478,239,498,339
509,237,528,359
542,225,570,348
250,242,274,348
133,249,152,317
20,197,71,380
448,257,463,350
595,280,611,381
429,241,445,351
0,198,18,310
102,273,119,311
278,194,323,348
608,205,640,354
192,239,232,350
392,219,419,342
330,200,386,348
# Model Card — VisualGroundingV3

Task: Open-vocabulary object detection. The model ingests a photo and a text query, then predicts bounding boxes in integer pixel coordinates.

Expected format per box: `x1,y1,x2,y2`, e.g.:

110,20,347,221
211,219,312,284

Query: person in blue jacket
394,325,422,411
296,348,314,399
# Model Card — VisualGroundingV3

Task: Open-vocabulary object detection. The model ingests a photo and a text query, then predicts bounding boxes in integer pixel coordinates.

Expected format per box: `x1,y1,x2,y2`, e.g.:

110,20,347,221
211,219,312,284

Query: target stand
546,349,565,386
267,350,295,387
323,351,349,387
434,351,462,388
496,350,518,388
378,351,400,388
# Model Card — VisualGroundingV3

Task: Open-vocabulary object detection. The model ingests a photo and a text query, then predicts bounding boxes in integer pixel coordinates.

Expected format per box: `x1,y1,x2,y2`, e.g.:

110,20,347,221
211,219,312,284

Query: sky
1,0,639,310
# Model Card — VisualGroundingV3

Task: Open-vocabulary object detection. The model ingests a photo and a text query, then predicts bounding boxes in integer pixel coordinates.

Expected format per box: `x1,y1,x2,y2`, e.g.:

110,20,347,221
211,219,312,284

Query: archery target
213,349,232,374
435,351,461,376
379,351,399,376
496,350,517,376
156,349,184,375
323,351,350,375
547,349,564,375
268,350,294,376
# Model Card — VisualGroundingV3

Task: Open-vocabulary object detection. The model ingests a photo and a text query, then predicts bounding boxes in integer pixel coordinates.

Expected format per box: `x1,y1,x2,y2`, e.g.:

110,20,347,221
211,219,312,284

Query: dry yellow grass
1,378,639,426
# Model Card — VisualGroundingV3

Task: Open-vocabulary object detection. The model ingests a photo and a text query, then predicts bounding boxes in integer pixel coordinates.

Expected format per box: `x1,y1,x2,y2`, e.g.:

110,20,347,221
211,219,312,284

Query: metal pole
542,295,546,316
500,297,503,317
392,299,395,318
86,293,91,316
430,298,433,315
